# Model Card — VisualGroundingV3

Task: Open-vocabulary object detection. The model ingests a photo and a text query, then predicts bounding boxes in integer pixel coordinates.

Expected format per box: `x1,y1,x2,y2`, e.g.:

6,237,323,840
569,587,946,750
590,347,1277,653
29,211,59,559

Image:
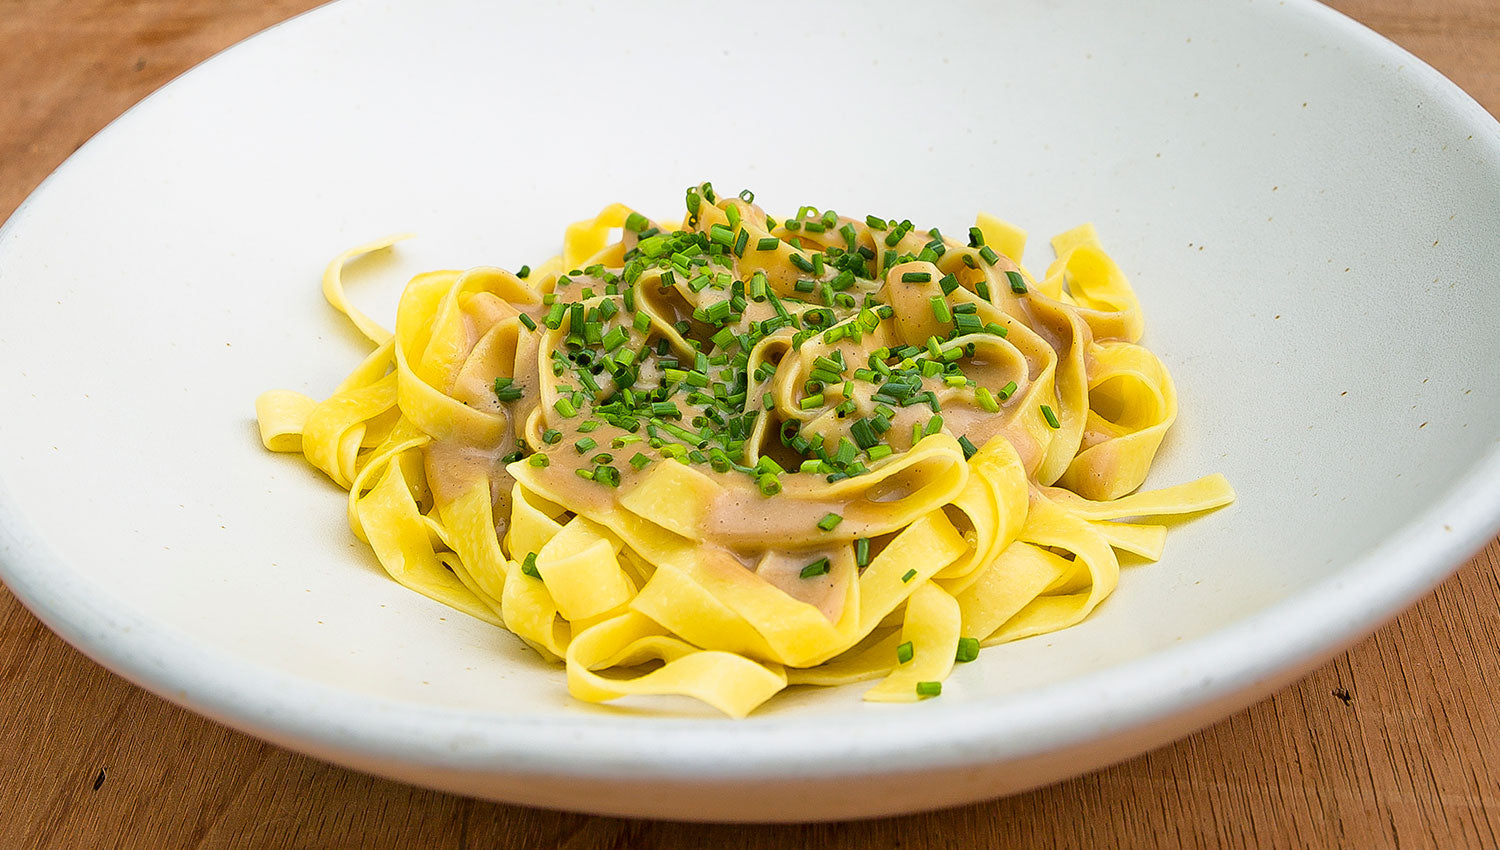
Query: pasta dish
256,184,1232,716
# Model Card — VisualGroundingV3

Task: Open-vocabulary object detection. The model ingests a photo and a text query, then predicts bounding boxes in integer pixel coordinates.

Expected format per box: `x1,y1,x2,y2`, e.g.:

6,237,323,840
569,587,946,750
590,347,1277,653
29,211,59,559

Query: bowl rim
2,0,1499,788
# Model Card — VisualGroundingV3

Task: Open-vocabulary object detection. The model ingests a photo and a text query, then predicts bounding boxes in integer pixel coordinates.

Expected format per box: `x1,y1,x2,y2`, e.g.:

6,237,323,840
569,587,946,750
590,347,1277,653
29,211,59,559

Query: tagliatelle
256,184,1233,717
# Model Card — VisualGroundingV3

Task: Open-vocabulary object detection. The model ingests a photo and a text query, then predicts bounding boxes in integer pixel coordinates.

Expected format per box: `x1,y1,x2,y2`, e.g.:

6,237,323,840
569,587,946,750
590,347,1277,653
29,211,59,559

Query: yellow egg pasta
256,184,1232,717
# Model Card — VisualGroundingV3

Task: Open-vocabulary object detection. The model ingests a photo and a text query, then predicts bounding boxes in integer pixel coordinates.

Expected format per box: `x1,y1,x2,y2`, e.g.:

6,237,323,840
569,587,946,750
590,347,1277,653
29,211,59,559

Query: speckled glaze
1,0,1497,821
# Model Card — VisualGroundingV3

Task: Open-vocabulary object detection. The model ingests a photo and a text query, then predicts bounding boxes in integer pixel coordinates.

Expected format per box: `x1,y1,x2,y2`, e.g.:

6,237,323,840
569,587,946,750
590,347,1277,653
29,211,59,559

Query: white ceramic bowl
1,0,1498,821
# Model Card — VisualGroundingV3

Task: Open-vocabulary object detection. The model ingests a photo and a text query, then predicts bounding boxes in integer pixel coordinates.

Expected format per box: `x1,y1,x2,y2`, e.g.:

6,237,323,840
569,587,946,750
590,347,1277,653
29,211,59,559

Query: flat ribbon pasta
256,184,1232,716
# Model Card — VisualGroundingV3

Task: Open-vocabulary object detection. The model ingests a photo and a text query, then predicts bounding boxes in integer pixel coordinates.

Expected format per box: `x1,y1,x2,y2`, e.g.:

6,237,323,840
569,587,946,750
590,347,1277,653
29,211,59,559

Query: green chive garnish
974,387,999,413
915,681,942,697
897,641,914,664
799,558,831,578
492,377,523,402
901,568,917,583
955,637,980,663
1041,404,1060,428
520,552,542,580
816,513,843,532
901,271,932,283
1006,270,1028,294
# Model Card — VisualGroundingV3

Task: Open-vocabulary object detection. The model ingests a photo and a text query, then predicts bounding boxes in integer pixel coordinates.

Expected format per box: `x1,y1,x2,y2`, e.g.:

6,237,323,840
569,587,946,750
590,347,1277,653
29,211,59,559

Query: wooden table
2,1,1497,846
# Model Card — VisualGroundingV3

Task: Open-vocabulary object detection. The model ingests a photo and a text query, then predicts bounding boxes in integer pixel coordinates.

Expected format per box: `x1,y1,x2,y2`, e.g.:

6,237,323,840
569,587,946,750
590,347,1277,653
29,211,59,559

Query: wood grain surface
2,1,1498,847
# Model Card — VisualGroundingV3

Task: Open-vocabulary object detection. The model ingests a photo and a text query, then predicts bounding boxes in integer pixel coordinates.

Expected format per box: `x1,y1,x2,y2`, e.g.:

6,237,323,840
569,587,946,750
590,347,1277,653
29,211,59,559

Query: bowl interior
1,0,1498,739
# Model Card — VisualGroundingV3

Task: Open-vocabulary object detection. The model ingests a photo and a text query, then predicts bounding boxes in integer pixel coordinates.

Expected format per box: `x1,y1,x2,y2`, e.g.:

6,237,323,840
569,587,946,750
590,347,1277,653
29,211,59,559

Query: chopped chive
757,473,782,496
840,222,858,250
1041,404,1061,428
625,211,649,232
544,302,566,329
517,264,531,278
601,326,629,351
866,444,893,461
901,568,918,583
855,538,870,567
866,214,888,230
629,451,652,470
967,226,985,247
816,513,843,532
974,387,999,413
756,237,780,252
542,428,562,444
554,398,578,418
979,246,1000,266
901,271,933,283
520,552,542,580
594,465,621,487
517,313,538,331
1006,270,1028,294
574,437,597,454
999,380,1018,400
492,377,524,403
799,393,825,410
956,637,980,663
897,641,914,664
790,253,814,272
930,296,952,323
915,681,942,697
734,228,749,257
799,557,831,579
958,435,978,459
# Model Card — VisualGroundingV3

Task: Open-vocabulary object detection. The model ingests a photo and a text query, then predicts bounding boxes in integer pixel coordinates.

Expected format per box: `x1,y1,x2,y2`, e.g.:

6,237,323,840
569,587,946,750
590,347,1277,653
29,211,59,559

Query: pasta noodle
256,184,1233,717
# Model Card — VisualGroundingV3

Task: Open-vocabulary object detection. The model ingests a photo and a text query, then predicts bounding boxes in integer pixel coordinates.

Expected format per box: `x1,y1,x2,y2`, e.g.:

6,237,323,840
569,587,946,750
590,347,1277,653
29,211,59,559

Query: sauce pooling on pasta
256,184,1234,716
